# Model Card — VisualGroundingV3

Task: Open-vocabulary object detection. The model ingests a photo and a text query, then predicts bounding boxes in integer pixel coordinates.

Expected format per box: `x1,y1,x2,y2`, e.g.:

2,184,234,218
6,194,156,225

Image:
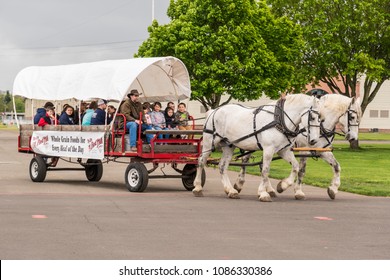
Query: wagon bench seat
143,129,203,135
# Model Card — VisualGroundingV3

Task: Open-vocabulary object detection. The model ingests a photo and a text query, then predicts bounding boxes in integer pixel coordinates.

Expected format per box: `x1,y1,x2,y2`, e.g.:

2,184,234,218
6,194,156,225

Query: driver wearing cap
118,89,152,151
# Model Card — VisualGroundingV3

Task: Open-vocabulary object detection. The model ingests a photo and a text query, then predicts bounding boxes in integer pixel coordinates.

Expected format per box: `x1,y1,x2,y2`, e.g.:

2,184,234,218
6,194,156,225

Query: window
380,110,389,118
369,110,379,118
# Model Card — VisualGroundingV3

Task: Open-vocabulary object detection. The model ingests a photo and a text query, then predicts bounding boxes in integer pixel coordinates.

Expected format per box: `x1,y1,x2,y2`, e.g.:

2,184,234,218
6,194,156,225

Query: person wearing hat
91,99,111,125
118,89,152,151
33,101,55,124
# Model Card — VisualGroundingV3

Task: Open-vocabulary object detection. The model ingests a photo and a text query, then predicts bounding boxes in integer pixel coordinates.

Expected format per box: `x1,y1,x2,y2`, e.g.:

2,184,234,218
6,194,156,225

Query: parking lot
1,129,390,259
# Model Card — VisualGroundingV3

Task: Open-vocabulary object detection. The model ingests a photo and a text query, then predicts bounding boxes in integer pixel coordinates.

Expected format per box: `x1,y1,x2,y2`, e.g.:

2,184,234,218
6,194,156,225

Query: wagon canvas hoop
12,56,191,128
13,56,191,102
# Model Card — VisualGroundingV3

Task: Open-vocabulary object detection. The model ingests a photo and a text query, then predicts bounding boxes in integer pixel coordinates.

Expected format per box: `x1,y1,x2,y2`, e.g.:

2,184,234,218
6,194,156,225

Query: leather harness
203,99,308,152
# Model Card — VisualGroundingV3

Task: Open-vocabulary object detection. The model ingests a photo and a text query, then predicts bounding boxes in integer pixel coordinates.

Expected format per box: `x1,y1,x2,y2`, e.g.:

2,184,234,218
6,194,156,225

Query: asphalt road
0,129,389,260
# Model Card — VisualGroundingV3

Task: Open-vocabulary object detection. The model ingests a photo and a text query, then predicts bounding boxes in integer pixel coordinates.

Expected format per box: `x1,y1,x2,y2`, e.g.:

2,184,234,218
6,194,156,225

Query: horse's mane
320,94,361,119
284,93,313,106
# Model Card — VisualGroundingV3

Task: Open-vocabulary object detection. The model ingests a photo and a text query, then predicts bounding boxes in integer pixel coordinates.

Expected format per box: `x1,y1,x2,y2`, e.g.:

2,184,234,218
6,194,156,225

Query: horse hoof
327,188,336,200
228,192,240,199
277,181,284,193
233,183,242,193
268,191,277,198
192,190,204,197
259,195,272,202
294,194,306,200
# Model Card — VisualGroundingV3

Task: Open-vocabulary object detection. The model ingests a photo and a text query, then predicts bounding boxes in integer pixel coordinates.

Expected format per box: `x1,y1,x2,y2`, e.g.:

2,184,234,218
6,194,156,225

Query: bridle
339,103,359,135
317,101,360,147
300,107,321,145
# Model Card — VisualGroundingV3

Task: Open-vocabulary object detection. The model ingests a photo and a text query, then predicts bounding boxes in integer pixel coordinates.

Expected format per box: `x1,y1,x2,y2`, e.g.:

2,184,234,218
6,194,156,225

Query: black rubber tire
85,159,103,182
182,164,206,191
125,162,149,192
29,156,47,182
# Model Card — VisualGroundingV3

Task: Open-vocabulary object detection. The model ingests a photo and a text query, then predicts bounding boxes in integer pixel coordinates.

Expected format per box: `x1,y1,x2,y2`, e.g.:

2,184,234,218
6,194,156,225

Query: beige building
358,78,390,132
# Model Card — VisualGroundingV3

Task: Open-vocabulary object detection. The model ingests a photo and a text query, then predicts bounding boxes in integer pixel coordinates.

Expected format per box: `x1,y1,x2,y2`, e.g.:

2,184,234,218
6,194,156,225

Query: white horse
235,94,361,200
290,94,362,199
193,94,322,202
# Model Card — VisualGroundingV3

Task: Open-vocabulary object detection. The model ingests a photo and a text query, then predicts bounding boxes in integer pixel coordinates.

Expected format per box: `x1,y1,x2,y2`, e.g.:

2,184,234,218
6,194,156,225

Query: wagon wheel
125,162,149,192
85,159,103,182
29,155,47,182
182,164,206,191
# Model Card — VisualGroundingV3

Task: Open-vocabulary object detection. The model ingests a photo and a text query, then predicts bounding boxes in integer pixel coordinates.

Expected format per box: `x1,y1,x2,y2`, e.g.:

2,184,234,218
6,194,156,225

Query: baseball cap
97,99,107,106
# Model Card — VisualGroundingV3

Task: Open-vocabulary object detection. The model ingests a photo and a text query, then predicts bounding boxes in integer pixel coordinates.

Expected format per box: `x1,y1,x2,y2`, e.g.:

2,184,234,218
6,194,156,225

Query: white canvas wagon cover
12,56,191,102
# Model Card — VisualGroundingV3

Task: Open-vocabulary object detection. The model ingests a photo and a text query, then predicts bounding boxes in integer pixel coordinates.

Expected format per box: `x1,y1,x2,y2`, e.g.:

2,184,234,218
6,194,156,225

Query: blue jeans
152,126,170,139
126,121,153,147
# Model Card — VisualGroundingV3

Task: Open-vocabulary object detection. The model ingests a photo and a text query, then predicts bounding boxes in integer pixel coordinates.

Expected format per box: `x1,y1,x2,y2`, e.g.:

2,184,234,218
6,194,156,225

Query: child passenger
165,107,177,130
38,106,59,126
143,103,152,126
59,105,75,125
150,102,168,139
175,102,193,139
34,102,55,124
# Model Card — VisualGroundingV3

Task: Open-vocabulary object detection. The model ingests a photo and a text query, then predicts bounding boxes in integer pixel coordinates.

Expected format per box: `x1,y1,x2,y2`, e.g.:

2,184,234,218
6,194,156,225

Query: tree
268,0,390,116
4,91,12,104
14,97,25,113
136,0,305,110
0,91,25,113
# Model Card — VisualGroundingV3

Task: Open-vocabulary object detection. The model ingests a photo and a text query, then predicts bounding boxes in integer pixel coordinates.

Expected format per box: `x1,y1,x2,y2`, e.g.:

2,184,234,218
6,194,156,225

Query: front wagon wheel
85,159,103,182
182,164,206,191
29,156,47,182
125,162,149,192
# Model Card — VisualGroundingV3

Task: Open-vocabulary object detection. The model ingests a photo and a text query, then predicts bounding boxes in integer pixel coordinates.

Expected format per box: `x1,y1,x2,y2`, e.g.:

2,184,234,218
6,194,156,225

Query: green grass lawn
213,143,390,197
335,132,390,141
0,124,18,130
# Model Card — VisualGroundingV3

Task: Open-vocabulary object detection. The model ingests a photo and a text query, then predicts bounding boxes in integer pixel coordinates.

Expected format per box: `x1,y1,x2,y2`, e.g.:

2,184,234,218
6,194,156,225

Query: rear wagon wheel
125,162,149,192
29,156,47,182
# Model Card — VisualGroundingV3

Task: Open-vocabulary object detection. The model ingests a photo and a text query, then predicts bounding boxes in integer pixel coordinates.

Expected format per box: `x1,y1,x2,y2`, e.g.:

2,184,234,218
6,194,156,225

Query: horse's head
282,94,321,145
300,96,322,145
338,96,361,141
319,94,361,141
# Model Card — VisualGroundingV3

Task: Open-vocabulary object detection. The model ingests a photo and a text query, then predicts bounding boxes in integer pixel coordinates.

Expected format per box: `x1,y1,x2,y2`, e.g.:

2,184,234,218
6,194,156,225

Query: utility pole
152,0,155,22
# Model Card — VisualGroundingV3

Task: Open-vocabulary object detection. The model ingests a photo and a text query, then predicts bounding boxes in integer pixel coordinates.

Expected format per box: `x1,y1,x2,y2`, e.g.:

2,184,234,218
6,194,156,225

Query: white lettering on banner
31,131,105,159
